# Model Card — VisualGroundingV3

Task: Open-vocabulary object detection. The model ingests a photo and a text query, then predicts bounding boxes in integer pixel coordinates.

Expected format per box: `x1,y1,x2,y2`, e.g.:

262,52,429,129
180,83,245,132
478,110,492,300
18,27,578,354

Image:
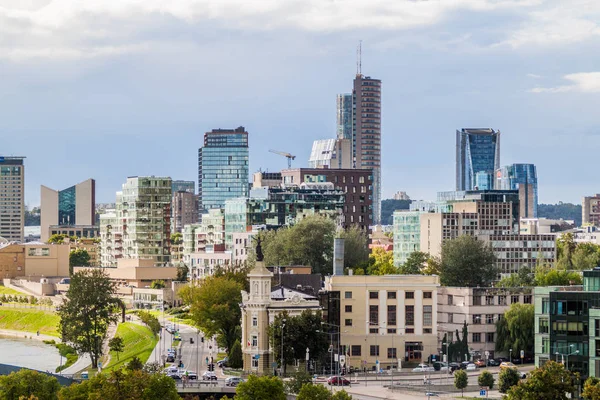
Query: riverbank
0,329,59,342
0,308,60,337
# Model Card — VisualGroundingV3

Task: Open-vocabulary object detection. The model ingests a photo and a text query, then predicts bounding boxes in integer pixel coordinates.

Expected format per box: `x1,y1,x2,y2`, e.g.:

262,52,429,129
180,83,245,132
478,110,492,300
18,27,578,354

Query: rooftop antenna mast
356,40,362,76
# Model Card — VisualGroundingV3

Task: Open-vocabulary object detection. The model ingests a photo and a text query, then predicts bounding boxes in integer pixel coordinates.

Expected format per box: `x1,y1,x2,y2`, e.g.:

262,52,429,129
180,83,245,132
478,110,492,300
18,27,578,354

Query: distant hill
380,199,411,225
538,203,582,226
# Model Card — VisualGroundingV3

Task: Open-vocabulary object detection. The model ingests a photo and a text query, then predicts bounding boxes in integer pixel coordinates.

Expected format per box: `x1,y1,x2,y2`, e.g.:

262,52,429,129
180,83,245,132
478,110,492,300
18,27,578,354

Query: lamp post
322,322,342,382
316,330,335,392
509,349,512,364
280,319,286,377
306,347,310,372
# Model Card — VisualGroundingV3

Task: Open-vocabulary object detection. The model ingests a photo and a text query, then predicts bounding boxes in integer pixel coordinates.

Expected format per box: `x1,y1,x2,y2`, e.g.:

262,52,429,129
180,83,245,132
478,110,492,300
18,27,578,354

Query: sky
2,0,600,208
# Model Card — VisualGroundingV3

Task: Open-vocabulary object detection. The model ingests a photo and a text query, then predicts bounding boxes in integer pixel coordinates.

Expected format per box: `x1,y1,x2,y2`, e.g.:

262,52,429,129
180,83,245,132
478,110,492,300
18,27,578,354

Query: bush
297,383,331,400
454,369,468,396
228,341,243,369
499,368,520,393
478,370,494,390
285,370,312,394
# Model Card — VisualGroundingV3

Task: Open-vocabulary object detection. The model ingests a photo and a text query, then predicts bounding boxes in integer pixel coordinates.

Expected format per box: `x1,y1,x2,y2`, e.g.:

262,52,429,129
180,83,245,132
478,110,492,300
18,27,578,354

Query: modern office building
495,163,538,218
438,286,533,361
456,128,501,191
171,191,199,233
475,171,494,190
353,75,382,224
198,127,249,211
583,194,600,227
534,269,600,380
324,274,440,370
171,180,195,194
308,138,352,169
100,176,172,267
392,211,422,267
40,178,96,242
0,157,25,242
281,168,373,230
336,93,353,140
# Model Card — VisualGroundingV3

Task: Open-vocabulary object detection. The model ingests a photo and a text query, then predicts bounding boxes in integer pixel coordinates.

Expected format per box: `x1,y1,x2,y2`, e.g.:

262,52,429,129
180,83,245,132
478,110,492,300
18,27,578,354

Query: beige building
583,194,600,226
132,281,187,309
240,262,321,374
252,172,282,189
519,218,575,234
0,242,71,279
0,242,25,279
324,274,440,370
437,286,533,360
40,178,96,242
75,258,178,288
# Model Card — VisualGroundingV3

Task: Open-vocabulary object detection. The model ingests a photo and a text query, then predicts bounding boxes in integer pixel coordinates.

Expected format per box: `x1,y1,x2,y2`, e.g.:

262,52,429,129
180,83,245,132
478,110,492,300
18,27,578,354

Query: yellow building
324,274,440,371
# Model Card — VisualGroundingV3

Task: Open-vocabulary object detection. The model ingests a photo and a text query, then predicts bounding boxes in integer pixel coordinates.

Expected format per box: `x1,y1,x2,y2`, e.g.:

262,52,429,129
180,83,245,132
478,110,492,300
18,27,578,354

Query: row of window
361,291,433,300
367,304,433,327
447,294,531,306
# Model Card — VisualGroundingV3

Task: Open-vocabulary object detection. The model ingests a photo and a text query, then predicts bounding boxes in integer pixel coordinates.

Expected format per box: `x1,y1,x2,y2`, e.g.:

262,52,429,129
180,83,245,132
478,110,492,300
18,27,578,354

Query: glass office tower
198,127,249,212
495,163,538,218
456,128,501,191
336,93,353,140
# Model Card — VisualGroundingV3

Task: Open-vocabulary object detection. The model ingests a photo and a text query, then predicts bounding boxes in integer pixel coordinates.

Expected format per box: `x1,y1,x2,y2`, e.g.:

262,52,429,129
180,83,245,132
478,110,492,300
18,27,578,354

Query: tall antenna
356,40,362,76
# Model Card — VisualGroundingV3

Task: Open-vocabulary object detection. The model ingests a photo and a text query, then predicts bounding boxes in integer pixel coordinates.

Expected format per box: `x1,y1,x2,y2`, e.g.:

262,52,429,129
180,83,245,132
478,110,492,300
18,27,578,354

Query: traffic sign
339,356,346,367
480,389,487,396
484,351,490,357
271,362,277,368
520,350,524,358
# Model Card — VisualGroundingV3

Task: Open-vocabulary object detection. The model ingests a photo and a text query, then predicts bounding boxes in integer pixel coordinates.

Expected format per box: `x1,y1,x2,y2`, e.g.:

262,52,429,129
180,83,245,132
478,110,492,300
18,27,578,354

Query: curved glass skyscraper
456,128,501,191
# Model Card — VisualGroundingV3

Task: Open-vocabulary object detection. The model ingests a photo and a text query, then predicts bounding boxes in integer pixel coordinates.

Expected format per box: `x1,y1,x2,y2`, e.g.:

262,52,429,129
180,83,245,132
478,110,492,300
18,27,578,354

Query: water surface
0,335,61,372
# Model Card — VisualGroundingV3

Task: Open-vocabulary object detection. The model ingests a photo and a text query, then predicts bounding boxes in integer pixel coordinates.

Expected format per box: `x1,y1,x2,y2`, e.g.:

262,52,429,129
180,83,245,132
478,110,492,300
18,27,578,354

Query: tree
535,265,582,286
495,303,534,356
285,370,313,394
538,203,582,226
421,255,442,276
399,251,428,274
478,370,494,390
170,233,183,245
556,233,577,269
497,266,535,287
331,391,353,400
228,341,243,369
47,234,67,244
498,367,520,393
454,369,468,396
234,375,286,400
150,280,165,289
296,383,331,400
176,263,189,282
183,275,243,353
126,356,144,371
367,248,397,275
57,269,120,369
440,235,497,287
338,226,369,269
108,337,124,361
572,242,600,270
583,376,600,400
68,248,90,276
0,370,60,400
505,360,575,400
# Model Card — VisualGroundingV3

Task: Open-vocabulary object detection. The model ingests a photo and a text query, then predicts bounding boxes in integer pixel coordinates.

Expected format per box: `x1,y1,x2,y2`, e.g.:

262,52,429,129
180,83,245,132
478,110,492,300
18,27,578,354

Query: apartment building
0,157,25,242
583,194,600,227
171,190,199,233
324,274,440,370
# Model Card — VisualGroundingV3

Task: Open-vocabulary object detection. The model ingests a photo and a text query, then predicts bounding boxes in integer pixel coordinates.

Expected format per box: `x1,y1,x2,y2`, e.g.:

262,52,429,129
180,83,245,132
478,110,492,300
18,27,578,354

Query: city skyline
2,1,599,207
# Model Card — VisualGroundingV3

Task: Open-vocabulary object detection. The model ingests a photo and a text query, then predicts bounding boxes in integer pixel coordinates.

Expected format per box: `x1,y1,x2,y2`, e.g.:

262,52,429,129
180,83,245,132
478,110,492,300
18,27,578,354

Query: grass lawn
0,285,28,296
0,308,60,336
105,322,158,371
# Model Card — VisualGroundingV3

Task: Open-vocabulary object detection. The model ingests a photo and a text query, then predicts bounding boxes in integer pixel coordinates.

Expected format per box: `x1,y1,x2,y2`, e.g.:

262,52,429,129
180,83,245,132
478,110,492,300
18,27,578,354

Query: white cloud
530,72,600,93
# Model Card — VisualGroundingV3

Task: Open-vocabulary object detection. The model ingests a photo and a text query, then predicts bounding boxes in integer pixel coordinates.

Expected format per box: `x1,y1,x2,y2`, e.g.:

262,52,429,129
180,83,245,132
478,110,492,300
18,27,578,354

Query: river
0,335,61,372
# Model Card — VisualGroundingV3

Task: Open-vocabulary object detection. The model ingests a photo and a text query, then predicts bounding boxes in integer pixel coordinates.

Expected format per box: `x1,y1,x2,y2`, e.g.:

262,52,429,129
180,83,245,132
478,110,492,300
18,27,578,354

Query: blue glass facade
456,129,501,191
495,163,538,218
172,180,195,194
198,127,249,211
336,93,353,140
58,185,76,225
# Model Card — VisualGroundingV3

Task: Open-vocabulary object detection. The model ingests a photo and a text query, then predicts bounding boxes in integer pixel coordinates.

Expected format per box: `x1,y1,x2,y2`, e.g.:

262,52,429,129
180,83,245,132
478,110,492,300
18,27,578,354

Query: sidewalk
60,354,91,375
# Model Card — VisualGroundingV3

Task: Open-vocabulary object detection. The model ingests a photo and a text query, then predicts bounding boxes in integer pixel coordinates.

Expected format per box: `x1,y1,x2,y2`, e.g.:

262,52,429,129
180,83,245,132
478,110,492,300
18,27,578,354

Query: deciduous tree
583,376,600,400
495,303,534,356
398,251,428,275
440,235,497,287
297,383,331,400
498,367,520,394
58,269,120,369
367,248,397,275
505,361,575,400
478,370,494,390
0,370,60,400
69,248,91,275
331,391,353,400
109,336,124,360
338,226,369,269
234,375,286,400
454,369,468,396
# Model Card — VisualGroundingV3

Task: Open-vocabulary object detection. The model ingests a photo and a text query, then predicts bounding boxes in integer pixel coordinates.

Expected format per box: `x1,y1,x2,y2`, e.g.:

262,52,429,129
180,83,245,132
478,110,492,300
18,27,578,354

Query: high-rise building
494,163,538,218
171,191,199,233
336,93,353,140
100,176,172,267
0,157,25,242
582,194,600,227
198,127,249,212
171,180,195,194
308,138,352,169
456,128,501,191
40,178,96,242
353,75,382,224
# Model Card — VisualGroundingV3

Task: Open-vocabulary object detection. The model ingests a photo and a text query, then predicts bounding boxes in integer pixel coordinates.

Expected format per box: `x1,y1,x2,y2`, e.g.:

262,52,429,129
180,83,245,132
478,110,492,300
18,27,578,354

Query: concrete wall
75,179,95,226
24,244,70,277
7,278,54,296
40,185,59,243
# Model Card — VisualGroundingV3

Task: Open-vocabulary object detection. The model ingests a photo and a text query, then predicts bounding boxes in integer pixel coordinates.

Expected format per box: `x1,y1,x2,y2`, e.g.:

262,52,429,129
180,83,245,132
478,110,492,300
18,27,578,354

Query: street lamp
509,349,512,364
322,322,342,381
316,330,336,393
280,319,286,377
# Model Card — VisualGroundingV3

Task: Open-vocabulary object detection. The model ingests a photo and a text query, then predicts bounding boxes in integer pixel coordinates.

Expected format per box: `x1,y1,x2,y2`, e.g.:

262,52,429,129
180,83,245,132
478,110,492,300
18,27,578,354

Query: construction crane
269,149,296,168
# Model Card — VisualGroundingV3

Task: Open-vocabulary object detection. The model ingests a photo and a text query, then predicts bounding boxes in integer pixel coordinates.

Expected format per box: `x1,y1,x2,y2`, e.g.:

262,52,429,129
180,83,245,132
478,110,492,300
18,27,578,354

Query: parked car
448,363,461,372
166,354,175,363
487,359,500,367
327,376,350,386
202,371,218,381
500,362,517,370
225,377,244,387
217,357,229,368
412,365,435,373
474,360,486,368
163,366,179,375
466,363,477,371
167,374,181,380
433,362,449,371
186,372,198,380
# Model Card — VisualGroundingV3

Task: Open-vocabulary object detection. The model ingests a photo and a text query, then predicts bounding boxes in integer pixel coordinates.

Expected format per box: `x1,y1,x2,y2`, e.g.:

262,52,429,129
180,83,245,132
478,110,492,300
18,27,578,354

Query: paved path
60,354,91,375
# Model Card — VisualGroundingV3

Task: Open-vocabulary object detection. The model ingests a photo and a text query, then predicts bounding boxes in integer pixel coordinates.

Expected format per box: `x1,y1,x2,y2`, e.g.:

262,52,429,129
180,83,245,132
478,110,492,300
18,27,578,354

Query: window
351,345,361,356
387,291,397,299
370,345,380,356
542,299,550,314
473,296,482,306
540,318,549,334
487,333,495,343
369,291,379,299
424,328,432,334
511,295,519,304
596,319,600,337
387,348,397,359
388,305,397,326
369,328,378,334
252,316,258,327
472,333,481,343
486,296,494,305
406,328,415,334
542,338,550,354
345,319,353,326
423,291,432,299
448,295,453,305
406,305,414,326
345,291,352,299
405,291,414,299
486,314,494,324
448,313,453,323
499,295,507,306
387,328,397,334
370,305,379,326
524,295,532,304
251,357,259,368
473,314,482,324
423,305,432,326
345,305,353,313
251,335,258,347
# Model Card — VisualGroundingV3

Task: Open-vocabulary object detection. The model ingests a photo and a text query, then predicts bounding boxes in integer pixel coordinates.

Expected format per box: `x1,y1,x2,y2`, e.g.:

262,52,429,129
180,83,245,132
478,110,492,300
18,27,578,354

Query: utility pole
280,319,286,377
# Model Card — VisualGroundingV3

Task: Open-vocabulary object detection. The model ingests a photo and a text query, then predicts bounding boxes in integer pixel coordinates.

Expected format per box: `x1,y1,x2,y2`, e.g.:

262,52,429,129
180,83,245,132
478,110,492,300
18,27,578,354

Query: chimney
333,238,345,275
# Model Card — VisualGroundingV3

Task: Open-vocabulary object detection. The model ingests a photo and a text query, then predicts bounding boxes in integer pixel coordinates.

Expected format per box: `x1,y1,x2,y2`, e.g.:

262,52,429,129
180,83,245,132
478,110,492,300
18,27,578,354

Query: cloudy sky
2,0,599,207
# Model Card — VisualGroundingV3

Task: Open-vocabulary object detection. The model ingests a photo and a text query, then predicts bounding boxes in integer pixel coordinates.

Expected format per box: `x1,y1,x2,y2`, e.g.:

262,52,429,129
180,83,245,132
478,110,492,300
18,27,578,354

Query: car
412,365,435,373
327,376,350,386
167,374,181,380
487,359,500,367
217,357,229,368
466,363,477,371
225,377,244,387
166,355,175,362
425,393,439,397
448,362,461,372
433,362,449,371
500,362,517,370
163,366,179,375
474,360,486,368
202,371,218,381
